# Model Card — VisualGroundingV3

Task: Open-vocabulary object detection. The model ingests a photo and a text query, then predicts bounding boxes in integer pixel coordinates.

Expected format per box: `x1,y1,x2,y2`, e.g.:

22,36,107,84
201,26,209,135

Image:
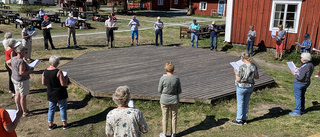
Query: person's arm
57,70,68,87
177,78,182,94
65,19,70,27
252,31,257,38
128,20,133,26
41,22,47,30
306,40,312,50
10,50,15,59
137,20,140,26
254,65,259,79
234,68,242,82
3,109,23,132
105,113,114,137
158,78,164,94
214,26,218,32
19,64,34,76
42,72,46,85
21,32,31,39
294,66,309,81
137,110,148,134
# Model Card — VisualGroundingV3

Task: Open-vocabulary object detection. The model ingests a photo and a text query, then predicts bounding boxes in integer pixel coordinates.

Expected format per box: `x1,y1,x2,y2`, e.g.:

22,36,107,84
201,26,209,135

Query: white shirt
105,19,114,27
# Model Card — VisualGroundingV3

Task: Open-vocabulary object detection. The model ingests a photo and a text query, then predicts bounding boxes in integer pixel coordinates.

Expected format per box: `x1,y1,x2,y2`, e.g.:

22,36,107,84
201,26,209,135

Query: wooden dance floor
60,46,274,103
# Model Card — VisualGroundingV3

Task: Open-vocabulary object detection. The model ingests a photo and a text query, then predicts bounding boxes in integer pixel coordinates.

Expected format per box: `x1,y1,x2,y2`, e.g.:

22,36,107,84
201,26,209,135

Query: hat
132,16,135,19
304,33,310,37
212,21,215,24
157,16,160,20
301,53,311,61
68,13,73,17
44,15,49,19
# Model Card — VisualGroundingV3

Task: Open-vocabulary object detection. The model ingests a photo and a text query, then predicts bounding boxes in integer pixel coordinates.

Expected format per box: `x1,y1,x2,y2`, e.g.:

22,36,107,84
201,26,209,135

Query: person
65,13,77,48
7,46,34,117
5,39,17,97
41,15,55,50
154,16,164,46
232,51,259,125
289,53,314,116
158,62,182,137
128,16,140,46
39,8,45,20
3,32,12,49
0,108,23,137
247,25,257,56
21,23,33,62
275,25,286,61
299,34,312,53
105,86,148,137
209,21,218,51
189,19,200,48
42,55,72,130
105,15,115,49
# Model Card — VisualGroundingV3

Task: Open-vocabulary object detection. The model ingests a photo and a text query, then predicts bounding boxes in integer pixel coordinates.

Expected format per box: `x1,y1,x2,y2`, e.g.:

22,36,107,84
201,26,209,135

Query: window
269,0,302,33
174,0,178,5
158,0,163,5
199,2,207,10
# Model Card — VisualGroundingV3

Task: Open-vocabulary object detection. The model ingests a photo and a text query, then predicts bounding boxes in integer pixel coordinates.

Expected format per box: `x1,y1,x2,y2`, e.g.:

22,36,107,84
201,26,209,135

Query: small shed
191,0,227,16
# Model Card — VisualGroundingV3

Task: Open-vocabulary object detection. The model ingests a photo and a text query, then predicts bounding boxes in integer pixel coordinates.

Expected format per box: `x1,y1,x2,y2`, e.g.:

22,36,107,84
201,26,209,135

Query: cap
212,21,215,24
157,16,160,20
132,16,135,19
68,13,73,17
304,33,310,37
44,15,49,19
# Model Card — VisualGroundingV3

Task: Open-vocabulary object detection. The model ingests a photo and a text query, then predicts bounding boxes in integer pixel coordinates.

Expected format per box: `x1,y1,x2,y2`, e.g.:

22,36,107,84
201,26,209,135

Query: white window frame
269,0,302,33
174,0,178,5
199,1,207,10
158,0,163,5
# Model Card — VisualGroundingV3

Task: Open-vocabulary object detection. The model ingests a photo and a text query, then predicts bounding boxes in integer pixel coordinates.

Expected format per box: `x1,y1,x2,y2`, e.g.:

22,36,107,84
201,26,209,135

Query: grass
1,7,320,137
190,14,223,19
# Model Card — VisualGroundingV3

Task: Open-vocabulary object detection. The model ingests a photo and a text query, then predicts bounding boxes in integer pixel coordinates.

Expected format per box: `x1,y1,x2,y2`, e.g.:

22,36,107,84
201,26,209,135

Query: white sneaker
171,133,176,137
159,133,166,137
315,75,319,78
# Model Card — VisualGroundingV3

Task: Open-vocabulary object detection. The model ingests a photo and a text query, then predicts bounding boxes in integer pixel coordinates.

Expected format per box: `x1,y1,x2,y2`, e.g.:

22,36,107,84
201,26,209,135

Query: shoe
232,120,243,125
23,111,34,117
67,45,70,48
11,93,15,99
275,58,278,60
75,45,78,47
63,124,72,130
159,133,166,137
243,120,247,125
131,44,133,46
48,124,57,130
52,47,56,50
106,45,109,49
111,45,113,48
289,112,301,116
301,111,306,114
315,75,319,78
136,44,139,46
279,59,283,61
171,133,176,137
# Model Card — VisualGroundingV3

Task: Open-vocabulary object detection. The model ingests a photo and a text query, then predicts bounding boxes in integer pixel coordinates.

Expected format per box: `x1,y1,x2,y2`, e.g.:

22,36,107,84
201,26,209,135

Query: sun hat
68,13,73,17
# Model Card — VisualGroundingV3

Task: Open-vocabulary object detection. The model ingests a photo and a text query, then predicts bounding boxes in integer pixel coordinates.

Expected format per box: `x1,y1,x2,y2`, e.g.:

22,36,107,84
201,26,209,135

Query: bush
19,5,43,13
285,51,320,65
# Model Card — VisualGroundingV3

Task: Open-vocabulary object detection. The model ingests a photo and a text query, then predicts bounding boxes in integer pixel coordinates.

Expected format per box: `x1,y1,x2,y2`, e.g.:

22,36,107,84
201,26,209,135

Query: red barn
128,0,170,10
191,0,227,16
171,0,189,8
225,0,320,50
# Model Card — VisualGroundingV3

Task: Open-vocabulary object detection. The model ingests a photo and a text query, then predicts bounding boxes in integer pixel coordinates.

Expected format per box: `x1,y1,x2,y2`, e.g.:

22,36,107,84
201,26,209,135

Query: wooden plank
251,0,259,45
240,0,248,44
231,0,239,43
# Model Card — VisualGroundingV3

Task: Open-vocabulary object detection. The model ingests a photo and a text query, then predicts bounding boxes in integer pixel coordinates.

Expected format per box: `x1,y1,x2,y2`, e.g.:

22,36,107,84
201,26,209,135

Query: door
218,0,225,16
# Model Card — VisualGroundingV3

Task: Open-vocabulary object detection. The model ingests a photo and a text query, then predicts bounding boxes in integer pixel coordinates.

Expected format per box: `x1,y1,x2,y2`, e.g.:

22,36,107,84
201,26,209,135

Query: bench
60,21,65,27
0,17,5,24
180,27,191,39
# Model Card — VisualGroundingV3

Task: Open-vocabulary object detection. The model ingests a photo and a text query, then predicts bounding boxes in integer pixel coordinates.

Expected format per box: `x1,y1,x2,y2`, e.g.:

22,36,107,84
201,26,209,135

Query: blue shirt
189,23,200,33
154,21,164,30
128,19,139,31
65,17,77,28
277,30,286,43
209,25,218,37
39,11,45,17
300,39,312,53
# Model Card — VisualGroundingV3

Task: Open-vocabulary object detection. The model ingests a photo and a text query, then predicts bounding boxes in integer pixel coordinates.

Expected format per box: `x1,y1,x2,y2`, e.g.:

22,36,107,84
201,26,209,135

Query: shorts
276,42,284,53
106,29,114,42
12,78,30,96
131,30,138,39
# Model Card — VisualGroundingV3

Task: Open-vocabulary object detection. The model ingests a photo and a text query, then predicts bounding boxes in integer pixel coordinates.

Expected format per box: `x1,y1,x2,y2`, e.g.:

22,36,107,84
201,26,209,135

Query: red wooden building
225,0,320,50
170,0,189,8
191,0,227,16
127,0,170,10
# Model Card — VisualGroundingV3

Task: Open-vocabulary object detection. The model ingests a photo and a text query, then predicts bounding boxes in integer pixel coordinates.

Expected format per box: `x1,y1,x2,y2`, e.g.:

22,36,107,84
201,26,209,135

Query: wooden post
296,17,304,53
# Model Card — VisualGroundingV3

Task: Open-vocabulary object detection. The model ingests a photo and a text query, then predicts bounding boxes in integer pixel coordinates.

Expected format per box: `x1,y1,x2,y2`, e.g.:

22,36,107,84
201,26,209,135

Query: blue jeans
191,33,198,48
48,99,67,123
293,82,309,114
131,30,138,39
247,41,254,56
236,86,254,121
155,29,163,46
210,36,217,50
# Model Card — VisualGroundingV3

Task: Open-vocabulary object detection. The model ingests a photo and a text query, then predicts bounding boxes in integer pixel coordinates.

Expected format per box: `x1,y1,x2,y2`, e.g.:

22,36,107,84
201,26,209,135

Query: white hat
301,53,311,61
157,16,160,20
212,21,215,24
68,13,73,17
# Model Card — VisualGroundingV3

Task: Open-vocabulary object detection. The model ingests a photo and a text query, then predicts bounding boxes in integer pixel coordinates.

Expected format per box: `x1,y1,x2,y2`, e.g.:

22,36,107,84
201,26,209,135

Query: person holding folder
105,15,115,49
189,19,200,48
128,16,140,46
209,21,219,51
0,108,23,137
65,13,77,48
298,34,312,53
154,16,164,46
21,23,33,63
41,15,55,50
275,25,286,61
5,39,17,97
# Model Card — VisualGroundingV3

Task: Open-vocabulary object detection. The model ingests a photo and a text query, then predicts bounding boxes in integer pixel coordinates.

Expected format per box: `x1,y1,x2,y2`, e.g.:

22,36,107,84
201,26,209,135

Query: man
41,15,55,50
189,19,200,48
128,16,140,46
0,108,23,137
154,16,164,46
247,25,257,56
299,34,312,53
105,15,115,49
209,21,218,51
39,8,45,20
65,13,77,48
275,25,286,61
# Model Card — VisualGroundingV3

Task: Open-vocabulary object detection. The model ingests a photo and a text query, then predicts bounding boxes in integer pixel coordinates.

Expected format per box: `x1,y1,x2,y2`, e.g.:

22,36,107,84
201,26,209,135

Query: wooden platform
60,46,274,103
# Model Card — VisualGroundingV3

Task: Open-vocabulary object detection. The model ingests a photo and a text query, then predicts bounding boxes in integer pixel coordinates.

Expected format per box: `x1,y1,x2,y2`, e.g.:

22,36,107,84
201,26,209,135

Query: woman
106,86,148,137
158,62,182,137
247,25,257,56
3,32,12,49
21,23,33,62
42,55,71,130
210,21,218,51
275,25,286,61
5,38,17,96
289,53,314,116
232,51,259,125
7,46,34,117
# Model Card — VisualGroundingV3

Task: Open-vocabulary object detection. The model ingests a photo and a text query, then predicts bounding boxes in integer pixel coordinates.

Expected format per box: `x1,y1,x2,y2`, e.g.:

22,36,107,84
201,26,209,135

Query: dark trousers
5,63,15,93
155,29,163,46
43,30,55,49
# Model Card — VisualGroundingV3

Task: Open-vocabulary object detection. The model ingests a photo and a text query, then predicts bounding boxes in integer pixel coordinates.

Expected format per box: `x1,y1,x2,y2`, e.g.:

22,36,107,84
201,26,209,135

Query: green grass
190,14,223,19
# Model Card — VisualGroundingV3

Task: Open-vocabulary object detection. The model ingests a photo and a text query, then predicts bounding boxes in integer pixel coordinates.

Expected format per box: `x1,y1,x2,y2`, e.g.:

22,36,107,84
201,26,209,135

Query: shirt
189,23,200,33
247,30,257,42
21,28,31,41
65,17,77,28
11,57,30,81
44,69,68,102
295,62,314,84
41,20,51,32
105,19,115,30
3,39,7,49
300,39,312,53
128,19,139,31
5,48,16,62
277,30,286,43
209,25,218,37
39,11,45,16
154,21,164,30
158,75,182,104
105,108,148,137
235,63,259,88
0,108,17,137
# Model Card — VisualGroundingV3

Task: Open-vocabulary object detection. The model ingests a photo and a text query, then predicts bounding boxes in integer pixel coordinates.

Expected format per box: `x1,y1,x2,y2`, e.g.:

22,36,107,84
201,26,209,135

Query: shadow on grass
165,43,182,47
83,44,106,47
40,57,74,62
221,44,233,52
31,69,44,74
69,106,116,128
176,116,229,137
247,107,291,124
30,88,46,94
305,101,320,114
